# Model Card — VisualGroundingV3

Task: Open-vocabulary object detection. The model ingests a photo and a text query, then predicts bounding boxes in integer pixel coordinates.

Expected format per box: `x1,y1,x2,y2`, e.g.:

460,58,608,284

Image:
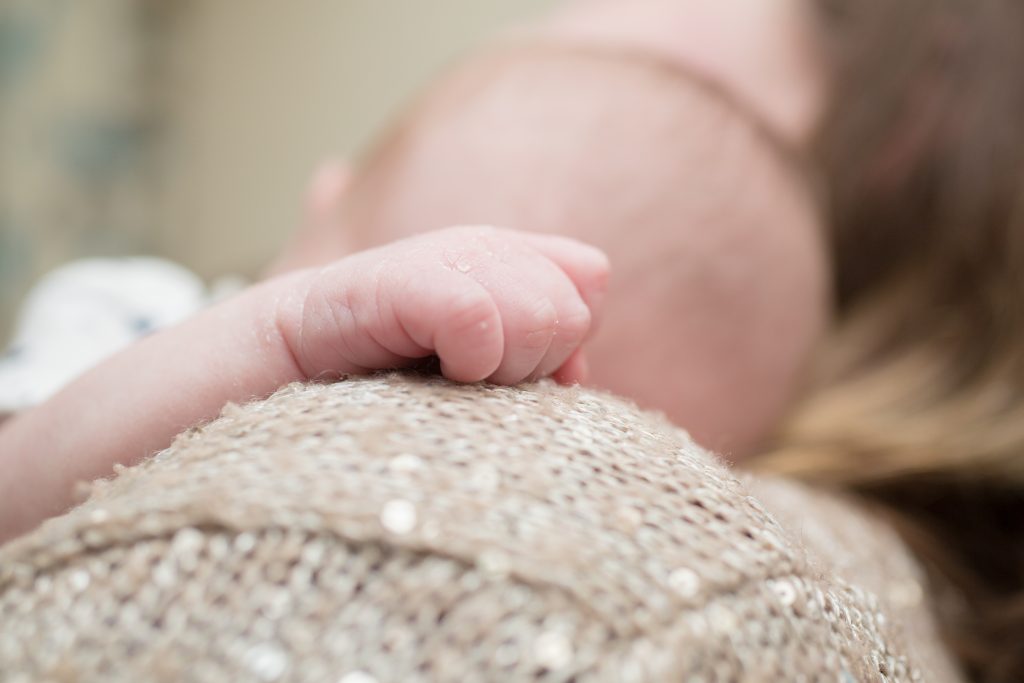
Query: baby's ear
304,160,352,232
266,159,355,277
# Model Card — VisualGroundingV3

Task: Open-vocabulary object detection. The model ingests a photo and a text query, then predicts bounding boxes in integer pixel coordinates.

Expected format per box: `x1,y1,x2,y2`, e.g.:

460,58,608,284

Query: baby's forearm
0,273,309,542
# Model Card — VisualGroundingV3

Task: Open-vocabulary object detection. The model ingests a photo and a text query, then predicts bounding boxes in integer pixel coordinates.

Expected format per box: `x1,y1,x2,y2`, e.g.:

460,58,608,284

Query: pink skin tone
0,1,825,542
539,0,825,145
0,226,607,542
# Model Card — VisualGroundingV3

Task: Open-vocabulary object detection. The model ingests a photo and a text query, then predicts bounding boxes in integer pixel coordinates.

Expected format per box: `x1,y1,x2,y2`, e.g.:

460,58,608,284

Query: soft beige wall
0,0,157,338
156,0,557,281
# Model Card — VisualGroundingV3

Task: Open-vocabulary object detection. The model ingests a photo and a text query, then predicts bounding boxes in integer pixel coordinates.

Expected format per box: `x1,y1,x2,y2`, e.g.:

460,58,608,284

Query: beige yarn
0,374,962,682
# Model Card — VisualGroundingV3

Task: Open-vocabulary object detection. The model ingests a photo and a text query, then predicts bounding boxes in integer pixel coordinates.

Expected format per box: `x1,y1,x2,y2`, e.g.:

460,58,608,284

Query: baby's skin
0,227,607,542
0,0,825,543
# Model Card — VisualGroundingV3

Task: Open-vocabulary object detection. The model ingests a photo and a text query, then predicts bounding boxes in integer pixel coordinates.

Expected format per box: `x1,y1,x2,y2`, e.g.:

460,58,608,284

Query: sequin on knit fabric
0,374,962,682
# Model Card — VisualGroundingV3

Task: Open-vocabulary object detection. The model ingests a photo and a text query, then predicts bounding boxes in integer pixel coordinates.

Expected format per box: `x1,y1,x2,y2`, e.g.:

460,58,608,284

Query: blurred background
0,0,557,340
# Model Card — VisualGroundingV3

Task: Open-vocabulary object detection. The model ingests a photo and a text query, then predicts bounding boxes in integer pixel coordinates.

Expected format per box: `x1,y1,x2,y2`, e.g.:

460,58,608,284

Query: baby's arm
0,226,608,542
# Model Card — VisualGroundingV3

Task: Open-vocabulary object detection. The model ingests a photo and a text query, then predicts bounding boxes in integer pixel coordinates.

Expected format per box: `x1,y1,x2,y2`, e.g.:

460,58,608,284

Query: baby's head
336,47,829,457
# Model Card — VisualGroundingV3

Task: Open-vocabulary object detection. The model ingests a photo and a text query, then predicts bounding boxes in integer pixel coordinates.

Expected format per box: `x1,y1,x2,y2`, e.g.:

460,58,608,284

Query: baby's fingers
481,275,560,385
392,268,505,383
519,233,610,330
467,252,590,385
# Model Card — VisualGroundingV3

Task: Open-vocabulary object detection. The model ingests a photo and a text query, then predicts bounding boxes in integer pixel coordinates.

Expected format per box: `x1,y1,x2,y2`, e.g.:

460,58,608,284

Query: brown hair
757,1,1024,680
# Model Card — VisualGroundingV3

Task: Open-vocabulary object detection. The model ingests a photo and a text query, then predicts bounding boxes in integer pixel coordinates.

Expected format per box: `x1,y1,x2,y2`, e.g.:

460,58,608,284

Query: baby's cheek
584,326,762,458
585,256,826,459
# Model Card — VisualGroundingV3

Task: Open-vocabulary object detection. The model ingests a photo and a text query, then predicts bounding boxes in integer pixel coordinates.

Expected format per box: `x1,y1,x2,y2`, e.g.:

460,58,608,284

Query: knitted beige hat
0,374,961,682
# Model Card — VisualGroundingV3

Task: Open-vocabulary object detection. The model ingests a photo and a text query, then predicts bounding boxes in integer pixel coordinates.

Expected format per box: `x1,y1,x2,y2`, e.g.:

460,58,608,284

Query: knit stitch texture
0,374,962,682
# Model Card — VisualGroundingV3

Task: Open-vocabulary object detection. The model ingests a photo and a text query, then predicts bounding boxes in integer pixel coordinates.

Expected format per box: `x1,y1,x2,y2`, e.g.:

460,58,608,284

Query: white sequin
478,550,511,578
67,570,90,593
172,527,204,554
234,532,257,554
534,630,573,670
388,453,423,473
771,579,797,606
87,509,110,524
244,644,288,681
380,500,417,535
668,567,701,598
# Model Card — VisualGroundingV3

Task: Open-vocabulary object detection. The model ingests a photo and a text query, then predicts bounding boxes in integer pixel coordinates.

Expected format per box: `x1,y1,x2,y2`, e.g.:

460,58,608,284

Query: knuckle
558,304,592,343
444,288,495,335
278,269,361,375
521,297,558,349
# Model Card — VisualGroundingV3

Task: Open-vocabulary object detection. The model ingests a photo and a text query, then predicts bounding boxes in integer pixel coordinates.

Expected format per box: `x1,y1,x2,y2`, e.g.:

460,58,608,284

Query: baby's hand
275,226,609,386
0,225,607,541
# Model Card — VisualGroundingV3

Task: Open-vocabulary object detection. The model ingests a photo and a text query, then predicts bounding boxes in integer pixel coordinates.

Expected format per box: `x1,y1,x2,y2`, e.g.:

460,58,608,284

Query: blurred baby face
338,48,828,457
